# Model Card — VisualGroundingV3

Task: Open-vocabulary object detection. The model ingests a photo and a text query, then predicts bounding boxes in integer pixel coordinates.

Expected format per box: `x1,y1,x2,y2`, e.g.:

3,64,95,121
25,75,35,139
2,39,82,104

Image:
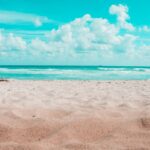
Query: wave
0,66,150,80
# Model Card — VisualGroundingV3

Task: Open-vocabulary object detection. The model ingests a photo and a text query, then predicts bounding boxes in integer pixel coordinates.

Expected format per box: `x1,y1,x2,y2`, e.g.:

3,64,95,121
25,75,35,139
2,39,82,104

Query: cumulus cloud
139,25,150,32
0,31,26,52
109,4,135,31
0,10,51,27
0,4,149,65
28,13,137,58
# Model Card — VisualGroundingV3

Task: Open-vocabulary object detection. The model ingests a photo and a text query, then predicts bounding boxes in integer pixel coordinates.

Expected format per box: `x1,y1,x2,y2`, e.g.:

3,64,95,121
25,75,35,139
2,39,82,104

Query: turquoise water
0,66,150,80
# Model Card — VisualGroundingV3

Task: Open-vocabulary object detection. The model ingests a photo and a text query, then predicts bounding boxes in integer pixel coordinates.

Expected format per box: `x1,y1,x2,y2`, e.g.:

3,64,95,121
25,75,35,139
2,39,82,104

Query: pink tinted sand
0,80,150,150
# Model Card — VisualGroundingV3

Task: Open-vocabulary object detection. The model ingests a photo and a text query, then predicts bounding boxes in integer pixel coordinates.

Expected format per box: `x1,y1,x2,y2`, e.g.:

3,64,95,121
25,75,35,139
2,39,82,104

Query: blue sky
0,0,150,65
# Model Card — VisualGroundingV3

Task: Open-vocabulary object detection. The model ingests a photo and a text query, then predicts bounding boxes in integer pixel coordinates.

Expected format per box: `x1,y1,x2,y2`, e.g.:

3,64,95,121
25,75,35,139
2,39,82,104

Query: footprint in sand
140,117,150,129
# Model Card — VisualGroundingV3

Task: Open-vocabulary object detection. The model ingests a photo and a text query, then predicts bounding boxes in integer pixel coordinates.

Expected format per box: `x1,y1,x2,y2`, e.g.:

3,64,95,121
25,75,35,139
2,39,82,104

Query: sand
0,80,150,150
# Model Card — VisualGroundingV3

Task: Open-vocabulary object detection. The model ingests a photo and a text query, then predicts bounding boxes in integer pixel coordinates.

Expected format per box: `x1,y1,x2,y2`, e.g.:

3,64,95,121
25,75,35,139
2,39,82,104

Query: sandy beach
0,80,150,150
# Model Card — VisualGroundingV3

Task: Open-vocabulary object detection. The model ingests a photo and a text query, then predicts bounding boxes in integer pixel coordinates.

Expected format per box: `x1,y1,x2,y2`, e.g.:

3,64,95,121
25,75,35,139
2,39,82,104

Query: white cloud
0,31,26,52
0,10,51,27
139,25,150,32
43,14,137,58
34,18,42,27
109,4,135,31
0,4,149,65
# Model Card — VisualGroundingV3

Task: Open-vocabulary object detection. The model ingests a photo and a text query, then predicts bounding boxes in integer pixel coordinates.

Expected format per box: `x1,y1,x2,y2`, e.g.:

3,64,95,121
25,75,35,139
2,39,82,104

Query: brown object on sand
0,79,8,82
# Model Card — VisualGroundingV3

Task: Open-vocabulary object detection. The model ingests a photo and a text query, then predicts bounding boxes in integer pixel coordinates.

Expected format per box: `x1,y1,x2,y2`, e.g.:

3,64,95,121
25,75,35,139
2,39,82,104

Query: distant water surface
0,66,150,80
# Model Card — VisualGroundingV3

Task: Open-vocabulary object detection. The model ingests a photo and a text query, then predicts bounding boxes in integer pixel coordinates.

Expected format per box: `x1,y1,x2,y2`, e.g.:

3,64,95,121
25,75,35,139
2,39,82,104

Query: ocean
0,66,150,80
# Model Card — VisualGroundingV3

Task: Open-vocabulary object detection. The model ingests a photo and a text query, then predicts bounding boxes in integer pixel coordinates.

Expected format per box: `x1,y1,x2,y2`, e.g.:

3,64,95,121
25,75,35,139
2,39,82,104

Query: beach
0,80,150,149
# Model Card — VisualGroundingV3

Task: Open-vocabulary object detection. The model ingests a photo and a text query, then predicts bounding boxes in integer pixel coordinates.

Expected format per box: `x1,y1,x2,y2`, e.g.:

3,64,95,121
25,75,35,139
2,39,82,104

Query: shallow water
0,66,150,80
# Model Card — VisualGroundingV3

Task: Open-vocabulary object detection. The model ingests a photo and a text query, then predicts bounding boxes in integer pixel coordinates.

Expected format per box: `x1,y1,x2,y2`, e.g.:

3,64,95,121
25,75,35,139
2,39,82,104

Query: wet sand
0,80,150,150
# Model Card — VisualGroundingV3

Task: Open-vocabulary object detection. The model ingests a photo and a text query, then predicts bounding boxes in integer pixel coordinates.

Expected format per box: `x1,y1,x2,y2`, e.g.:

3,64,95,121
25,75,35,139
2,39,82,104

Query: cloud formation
139,25,150,32
109,4,135,31
0,11,51,27
0,31,26,53
0,4,150,65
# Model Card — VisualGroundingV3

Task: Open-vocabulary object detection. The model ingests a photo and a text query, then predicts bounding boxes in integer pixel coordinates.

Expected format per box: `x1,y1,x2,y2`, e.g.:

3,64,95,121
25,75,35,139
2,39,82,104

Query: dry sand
0,80,150,150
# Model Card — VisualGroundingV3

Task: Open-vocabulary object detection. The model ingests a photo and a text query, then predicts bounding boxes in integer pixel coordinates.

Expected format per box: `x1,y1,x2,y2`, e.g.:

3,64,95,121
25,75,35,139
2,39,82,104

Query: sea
0,66,150,80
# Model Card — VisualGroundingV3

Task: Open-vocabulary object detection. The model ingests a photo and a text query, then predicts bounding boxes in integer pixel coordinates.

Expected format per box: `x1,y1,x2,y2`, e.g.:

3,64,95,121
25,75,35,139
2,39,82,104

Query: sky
0,0,150,66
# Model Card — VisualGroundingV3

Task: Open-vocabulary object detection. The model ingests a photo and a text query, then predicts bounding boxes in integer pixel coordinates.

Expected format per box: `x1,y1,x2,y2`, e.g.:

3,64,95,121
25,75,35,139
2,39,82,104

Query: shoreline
1,78,150,81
